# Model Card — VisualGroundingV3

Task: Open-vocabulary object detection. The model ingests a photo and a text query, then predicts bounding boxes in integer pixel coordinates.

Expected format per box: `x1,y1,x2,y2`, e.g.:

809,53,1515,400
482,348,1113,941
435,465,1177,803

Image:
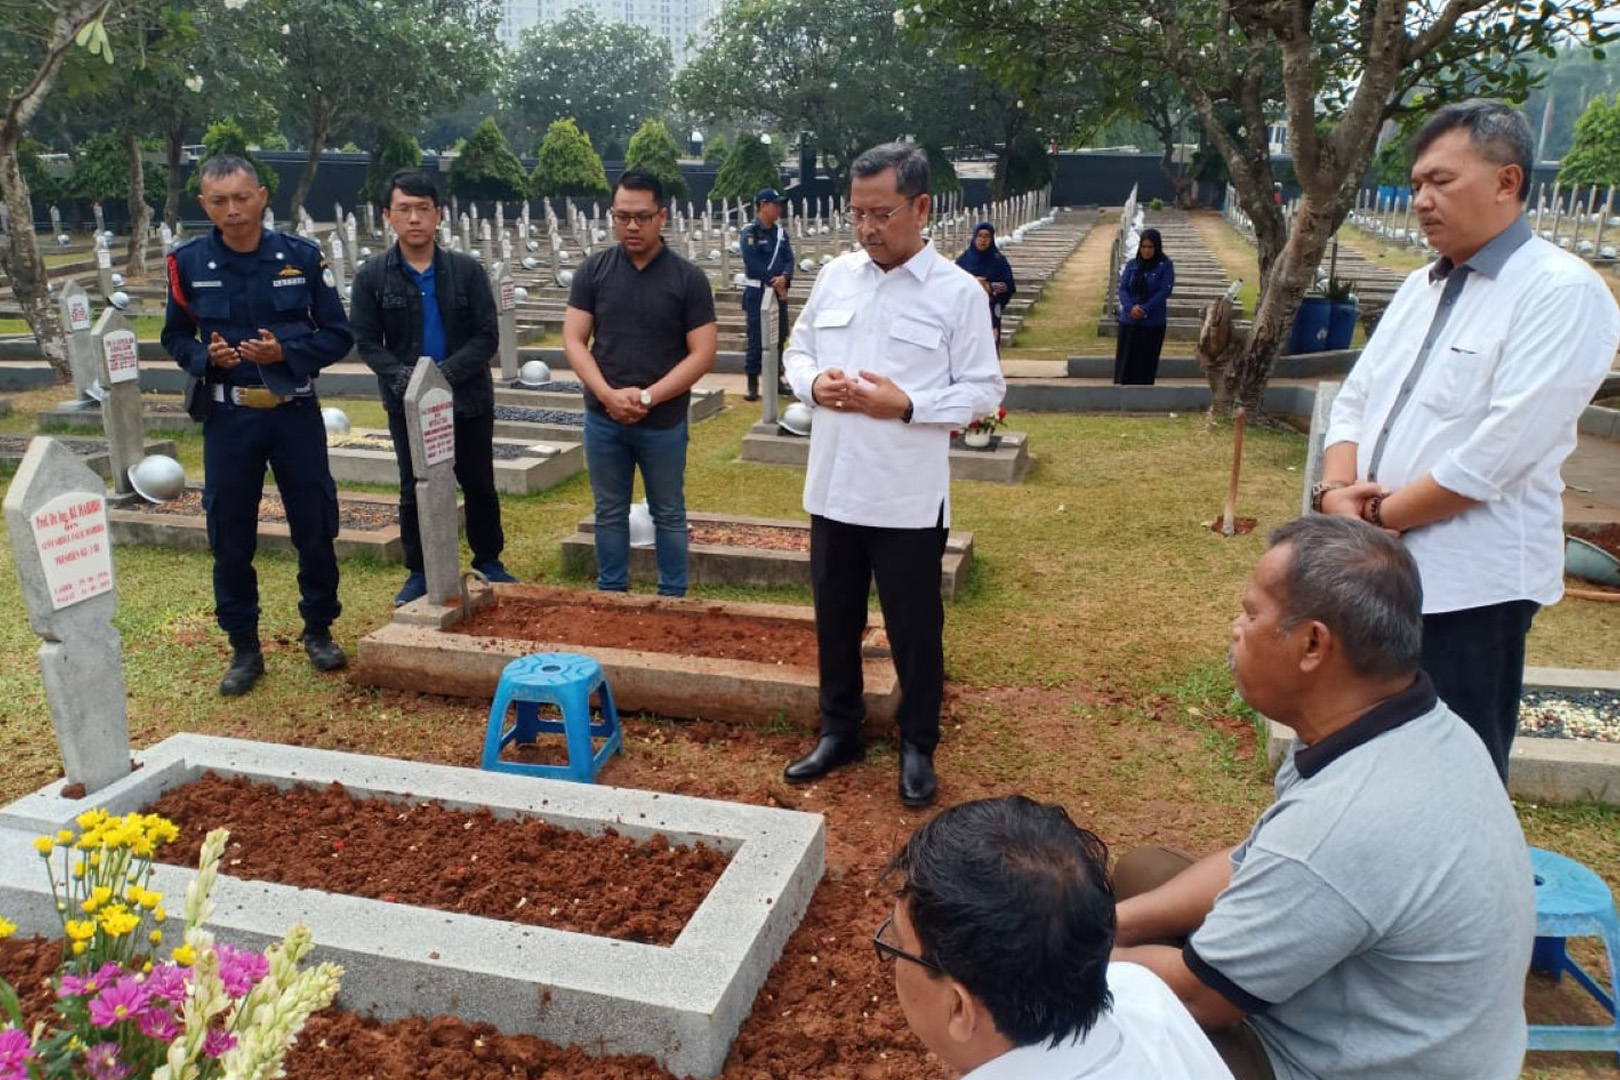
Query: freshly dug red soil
452,587,819,667
142,772,727,946
1206,516,1258,536
1570,522,1620,561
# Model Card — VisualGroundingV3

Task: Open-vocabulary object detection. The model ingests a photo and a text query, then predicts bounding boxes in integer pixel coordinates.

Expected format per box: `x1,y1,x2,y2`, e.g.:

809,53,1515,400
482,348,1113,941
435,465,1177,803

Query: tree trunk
0,141,70,381
124,134,150,277
163,124,183,229
288,127,328,224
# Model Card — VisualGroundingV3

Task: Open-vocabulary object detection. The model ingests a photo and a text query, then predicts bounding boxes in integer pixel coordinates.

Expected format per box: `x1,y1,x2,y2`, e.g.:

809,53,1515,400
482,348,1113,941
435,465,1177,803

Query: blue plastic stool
480,652,622,783
1527,847,1620,1064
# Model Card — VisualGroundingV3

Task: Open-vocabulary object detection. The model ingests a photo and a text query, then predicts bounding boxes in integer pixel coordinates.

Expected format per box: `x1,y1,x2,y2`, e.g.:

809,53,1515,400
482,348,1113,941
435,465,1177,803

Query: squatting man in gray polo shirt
1111,516,1535,1080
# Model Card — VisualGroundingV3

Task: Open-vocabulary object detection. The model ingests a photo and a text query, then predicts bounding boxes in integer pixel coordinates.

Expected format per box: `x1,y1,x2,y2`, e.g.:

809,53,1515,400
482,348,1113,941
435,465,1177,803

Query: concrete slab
559,511,974,598
106,489,460,564
1065,351,1360,383
357,584,900,730
37,403,199,434
738,425,1032,484
496,383,726,424
0,733,824,1080
0,434,178,483
327,428,585,496
1265,667,1620,805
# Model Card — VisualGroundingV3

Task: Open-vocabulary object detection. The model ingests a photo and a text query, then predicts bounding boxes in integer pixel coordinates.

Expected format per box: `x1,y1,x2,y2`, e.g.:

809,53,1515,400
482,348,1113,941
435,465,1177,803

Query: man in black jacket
350,169,518,605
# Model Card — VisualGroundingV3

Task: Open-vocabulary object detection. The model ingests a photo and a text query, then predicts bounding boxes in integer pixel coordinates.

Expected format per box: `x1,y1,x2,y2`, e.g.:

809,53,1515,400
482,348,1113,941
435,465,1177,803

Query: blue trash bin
1327,299,1359,350
1288,297,1332,355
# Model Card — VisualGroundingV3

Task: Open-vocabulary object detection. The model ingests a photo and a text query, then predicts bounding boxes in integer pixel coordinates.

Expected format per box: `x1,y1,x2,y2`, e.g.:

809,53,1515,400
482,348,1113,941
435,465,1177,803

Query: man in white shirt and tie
1318,99,1620,779
781,141,1005,807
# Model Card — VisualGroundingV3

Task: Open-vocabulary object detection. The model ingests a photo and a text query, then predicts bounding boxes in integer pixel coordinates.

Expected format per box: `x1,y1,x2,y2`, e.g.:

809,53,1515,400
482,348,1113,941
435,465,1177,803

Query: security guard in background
161,154,353,696
739,187,794,401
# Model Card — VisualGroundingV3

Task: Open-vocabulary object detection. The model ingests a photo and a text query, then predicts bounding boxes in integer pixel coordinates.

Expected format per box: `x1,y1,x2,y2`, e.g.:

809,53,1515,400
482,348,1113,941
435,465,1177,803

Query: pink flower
58,961,123,999
141,962,190,1005
83,1041,129,1080
202,1027,238,1059
0,1028,36,1080
215,944,269,997
87,975,150,1028
136,1006,181,1041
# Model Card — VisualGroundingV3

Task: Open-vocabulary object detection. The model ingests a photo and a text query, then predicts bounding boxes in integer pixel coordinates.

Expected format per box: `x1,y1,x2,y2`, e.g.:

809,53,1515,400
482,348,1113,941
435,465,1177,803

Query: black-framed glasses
872,914,943,972
610,210,662,227
846,198,916,227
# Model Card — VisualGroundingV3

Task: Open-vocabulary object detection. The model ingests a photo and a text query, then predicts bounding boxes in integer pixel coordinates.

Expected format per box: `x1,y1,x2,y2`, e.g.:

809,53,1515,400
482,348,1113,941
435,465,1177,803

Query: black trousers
1113,322,1167,385
386,408,505,573
1422,600,1539,782
809,513,946,753
202,396,340,648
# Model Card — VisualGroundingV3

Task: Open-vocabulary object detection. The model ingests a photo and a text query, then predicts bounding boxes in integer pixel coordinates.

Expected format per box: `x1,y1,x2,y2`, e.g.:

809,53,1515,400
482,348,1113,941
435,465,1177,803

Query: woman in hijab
1114,228,1175,385
957,222,1017,352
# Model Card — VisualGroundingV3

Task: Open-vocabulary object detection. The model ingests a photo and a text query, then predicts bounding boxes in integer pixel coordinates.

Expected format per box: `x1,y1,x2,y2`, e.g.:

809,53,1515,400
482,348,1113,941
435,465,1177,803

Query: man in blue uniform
739,188,794,401
161,155,353,696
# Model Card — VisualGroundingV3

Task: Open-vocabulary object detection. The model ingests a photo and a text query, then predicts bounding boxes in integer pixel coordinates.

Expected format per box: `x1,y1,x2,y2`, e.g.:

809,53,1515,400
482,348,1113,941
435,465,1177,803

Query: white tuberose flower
184,75,203,92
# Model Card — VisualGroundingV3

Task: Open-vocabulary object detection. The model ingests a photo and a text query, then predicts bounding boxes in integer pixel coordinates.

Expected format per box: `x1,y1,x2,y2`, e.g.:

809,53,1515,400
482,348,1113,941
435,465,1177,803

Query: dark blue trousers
742,287,790,377
202,397,341,648
1422,599,1539,782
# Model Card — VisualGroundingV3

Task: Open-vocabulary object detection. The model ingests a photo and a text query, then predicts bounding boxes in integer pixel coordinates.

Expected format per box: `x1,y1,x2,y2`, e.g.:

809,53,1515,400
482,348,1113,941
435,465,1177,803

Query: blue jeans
583,408,689,596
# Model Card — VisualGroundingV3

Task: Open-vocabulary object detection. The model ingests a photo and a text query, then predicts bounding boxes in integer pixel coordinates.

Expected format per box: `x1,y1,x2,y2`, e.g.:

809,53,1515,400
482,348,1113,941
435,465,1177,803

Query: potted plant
960,407,1007,449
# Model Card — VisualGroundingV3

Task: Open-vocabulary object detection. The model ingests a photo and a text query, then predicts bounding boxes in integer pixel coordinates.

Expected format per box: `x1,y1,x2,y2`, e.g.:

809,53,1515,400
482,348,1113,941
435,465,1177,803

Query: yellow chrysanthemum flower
71,862,86,880
172,943,195,967
99,906,140,937
57,829,74,844
71,941,86,956
75,809,109,832
34,836,54,856
81,885,112,914
149,930,163,946
64,919,97,942
0,916,16,939
153,906,166,924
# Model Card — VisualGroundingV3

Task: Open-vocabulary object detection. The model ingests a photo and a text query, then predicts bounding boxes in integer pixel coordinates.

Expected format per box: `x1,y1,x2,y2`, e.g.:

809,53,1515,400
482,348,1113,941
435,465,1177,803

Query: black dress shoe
219,650,265,697
303,633,348,672
784,735,865,784
899,744,937,807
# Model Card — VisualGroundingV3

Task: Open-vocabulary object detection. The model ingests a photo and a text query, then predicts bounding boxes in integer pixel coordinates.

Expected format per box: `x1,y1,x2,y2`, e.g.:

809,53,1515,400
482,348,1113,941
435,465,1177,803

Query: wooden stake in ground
1222,407,1247,536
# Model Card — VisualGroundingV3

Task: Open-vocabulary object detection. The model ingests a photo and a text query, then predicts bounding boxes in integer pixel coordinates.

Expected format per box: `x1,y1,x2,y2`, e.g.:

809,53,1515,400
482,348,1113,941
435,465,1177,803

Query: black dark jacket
350,244,498,417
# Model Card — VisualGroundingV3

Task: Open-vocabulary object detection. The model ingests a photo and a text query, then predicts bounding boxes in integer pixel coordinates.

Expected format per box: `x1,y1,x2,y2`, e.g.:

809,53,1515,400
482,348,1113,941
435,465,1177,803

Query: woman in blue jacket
956,222,1017,351
1113,228,1175,385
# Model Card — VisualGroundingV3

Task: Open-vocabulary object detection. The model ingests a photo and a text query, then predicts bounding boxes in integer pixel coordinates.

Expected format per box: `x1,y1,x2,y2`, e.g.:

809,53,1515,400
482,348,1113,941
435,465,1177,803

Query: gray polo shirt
567,241,716,429
1186,675,1534,1080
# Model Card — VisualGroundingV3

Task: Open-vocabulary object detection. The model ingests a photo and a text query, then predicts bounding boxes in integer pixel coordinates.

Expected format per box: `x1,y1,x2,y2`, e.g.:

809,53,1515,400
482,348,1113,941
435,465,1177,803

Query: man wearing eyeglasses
781,141,1005,807
876,796,1233,1079
350,168,518,607
564,167,717,596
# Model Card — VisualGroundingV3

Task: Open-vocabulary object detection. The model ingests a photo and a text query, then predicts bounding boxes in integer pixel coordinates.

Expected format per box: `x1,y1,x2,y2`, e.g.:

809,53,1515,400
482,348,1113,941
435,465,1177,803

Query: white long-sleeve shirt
961,963,1236,1080
784,242,1005,528
1326,220,1619,613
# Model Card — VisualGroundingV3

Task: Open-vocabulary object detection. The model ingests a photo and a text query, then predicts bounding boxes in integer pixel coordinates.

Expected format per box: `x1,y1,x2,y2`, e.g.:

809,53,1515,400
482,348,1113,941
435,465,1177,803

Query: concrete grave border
326,428,584,496
559,511,974,598
0,436,178,483
358,584,900,730
496,384,727,424
0,733,825,1079
1265,666,1620,805
739,426,1032,484
106,489,461,564
37,404,199,434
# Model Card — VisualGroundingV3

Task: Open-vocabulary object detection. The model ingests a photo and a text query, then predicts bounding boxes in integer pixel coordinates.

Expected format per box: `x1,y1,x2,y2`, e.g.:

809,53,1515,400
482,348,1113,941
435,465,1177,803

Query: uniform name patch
271,277,307,287
191,280,223,288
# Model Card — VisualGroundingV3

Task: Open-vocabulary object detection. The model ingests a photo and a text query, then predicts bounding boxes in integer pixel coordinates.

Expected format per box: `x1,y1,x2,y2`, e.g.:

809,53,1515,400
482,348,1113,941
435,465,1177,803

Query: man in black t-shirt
564,168,717,596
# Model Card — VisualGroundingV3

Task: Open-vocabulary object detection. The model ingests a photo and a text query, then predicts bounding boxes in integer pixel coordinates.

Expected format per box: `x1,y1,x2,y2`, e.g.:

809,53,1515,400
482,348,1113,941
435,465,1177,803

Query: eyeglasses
610,210,662,227
847,198,915,227
872,914,943,972
387,203,438,220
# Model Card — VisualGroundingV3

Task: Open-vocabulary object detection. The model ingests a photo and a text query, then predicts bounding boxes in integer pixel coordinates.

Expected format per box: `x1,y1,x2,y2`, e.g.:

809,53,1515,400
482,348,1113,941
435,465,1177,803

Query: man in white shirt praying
1318,99,1620,779
876,796,1235,1080
781,141,1005,807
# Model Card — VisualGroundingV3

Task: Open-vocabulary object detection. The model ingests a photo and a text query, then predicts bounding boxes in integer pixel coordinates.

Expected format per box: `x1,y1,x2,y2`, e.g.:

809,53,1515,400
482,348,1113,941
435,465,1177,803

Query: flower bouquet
959,407,1008,448
0,810,342,1080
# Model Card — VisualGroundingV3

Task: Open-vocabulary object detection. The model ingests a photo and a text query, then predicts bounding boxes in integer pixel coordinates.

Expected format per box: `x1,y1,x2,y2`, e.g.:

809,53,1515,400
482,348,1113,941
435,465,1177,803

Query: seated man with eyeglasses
877,796,1233,1079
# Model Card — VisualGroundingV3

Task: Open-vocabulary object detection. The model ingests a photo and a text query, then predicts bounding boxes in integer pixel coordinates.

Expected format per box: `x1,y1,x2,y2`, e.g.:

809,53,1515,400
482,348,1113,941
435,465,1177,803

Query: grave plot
36,396,199,434
560,511,974,597
740,425,1032,483
0,734,825,1079
106,488,460,563
0,433,177,483
327,428,584,496
357,583,899,730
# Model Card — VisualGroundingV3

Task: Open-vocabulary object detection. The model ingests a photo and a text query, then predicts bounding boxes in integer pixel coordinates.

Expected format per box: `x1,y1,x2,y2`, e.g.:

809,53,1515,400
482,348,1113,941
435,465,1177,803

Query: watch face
640,389,652,406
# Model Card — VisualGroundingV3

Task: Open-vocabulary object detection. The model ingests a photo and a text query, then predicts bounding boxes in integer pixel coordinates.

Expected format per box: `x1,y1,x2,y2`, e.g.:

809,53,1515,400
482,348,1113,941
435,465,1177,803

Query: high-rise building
499,0,716,66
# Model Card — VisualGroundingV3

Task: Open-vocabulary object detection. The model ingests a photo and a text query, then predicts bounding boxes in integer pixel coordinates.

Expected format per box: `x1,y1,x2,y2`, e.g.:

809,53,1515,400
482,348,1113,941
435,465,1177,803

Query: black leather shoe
899,744,937,807
303,634,348,672
784,735,865,784
219,650,264,697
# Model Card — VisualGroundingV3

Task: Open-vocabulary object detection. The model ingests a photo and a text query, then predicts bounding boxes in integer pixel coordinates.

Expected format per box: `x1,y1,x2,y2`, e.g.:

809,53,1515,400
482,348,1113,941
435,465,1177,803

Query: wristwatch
1310,480,1347,513
639,389,653,407
900,401,914,424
